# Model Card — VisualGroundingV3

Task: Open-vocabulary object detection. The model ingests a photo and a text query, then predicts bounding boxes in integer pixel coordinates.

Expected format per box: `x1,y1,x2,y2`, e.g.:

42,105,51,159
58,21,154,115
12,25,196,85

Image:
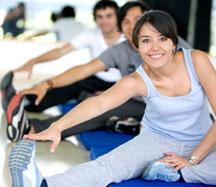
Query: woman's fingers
164,152,176,156
160,153,189,171
23,132,48,141
23,125,62,153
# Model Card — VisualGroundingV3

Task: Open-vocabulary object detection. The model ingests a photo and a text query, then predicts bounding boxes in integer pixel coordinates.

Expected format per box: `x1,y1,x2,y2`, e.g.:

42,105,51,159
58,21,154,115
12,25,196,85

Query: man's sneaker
105,116,140,135
0,71,16,111
8,139,43,187
142,161,180,182
6,94,30,142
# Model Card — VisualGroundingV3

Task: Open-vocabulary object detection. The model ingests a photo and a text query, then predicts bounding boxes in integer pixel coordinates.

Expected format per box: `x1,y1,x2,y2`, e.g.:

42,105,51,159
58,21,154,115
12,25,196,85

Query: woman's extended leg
9,132,183,187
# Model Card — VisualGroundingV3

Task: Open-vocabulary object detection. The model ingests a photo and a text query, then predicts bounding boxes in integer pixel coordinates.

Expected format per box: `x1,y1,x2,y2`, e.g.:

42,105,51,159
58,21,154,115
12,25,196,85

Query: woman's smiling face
138,23,176,69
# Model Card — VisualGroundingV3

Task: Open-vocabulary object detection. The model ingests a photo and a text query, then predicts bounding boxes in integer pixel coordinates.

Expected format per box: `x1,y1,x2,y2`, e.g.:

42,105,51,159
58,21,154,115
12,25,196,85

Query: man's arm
15,42,75,77
24,29,51,40
47,58,106,88
20,58,106,105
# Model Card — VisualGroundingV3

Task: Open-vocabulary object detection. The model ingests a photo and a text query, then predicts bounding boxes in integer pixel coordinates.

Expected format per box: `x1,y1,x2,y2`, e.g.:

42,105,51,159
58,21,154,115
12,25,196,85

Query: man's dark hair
60,5,76,18
51,12,59,22
18,2,25,9
117,1,150,31
132,10,178,48
93,0,119,21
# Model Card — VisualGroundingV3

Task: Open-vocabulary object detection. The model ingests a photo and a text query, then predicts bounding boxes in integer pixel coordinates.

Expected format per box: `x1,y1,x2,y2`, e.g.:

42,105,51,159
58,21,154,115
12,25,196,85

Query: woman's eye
142,39,150,43
160,37,168,41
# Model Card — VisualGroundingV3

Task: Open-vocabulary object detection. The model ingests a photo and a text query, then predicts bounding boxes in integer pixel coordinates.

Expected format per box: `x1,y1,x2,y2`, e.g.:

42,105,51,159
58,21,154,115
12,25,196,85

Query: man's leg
31,99,145,139
5,75,114,142
6,94,30,142
25,76,114,112
0,71,15,111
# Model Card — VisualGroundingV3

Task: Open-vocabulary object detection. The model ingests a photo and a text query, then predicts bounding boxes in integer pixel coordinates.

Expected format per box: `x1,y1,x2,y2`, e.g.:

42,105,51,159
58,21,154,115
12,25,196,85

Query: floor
0,40,91,187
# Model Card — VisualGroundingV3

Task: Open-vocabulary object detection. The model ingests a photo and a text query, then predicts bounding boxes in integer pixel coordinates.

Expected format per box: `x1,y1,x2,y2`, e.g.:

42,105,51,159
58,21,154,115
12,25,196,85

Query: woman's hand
160,152,189,171
19,82,49,105
23,123,61,153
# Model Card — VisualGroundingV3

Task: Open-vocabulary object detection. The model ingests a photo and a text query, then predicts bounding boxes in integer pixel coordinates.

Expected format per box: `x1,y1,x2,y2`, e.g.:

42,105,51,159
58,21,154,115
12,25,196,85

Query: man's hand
19,82,49,105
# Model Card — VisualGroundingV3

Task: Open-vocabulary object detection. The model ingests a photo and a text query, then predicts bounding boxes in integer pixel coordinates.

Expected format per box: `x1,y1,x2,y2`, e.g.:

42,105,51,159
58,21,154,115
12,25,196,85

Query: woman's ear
172,47,176,54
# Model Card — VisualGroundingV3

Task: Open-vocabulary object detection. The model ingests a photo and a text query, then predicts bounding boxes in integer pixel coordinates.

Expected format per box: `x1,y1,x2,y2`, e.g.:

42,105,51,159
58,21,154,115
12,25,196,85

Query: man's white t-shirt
71,28,125,82
52,18,86,42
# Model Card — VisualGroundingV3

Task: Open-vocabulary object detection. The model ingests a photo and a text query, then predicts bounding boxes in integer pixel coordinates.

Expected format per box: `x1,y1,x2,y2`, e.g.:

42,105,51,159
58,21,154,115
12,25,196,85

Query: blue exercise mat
58,100,78,114
90,144,117,160
78,130,214,187
78,130,134,150
109,178,213,187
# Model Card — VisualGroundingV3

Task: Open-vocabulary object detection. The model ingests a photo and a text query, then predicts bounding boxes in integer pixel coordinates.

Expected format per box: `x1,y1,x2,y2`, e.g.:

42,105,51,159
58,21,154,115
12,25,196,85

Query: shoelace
157,169,179,181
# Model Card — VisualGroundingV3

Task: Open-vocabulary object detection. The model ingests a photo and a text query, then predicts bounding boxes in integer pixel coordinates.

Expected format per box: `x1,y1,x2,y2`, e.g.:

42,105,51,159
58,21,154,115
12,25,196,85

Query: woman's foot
8,139,43,187
142,161,180,182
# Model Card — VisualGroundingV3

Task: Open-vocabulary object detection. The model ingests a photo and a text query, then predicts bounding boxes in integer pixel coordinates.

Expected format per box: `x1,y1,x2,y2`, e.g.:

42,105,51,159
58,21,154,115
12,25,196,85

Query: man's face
95,7,118,34
121,6,143,47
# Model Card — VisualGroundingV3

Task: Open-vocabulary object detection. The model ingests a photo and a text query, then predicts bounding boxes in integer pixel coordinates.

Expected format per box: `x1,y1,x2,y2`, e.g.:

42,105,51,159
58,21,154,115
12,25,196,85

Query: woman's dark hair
117,1,150,32
93,0,119,21
60,6,76,18
132,10,178,48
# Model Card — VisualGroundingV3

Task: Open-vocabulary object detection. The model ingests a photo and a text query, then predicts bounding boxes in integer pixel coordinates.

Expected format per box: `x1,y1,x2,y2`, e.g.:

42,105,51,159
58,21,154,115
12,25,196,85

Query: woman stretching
9,10,216,187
